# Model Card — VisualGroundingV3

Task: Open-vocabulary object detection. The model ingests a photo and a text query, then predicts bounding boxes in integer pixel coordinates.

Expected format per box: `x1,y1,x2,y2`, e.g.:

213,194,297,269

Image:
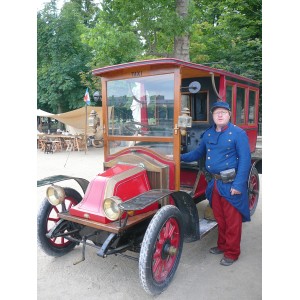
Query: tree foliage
37,0,261,113
190,0,261,80
37,0,97,113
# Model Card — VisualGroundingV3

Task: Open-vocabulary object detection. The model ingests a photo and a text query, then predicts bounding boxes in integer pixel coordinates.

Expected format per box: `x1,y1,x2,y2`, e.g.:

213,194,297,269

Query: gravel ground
36,147,262,300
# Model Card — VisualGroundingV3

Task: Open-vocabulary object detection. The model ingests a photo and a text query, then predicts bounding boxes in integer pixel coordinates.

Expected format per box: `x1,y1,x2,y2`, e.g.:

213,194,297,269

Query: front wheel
248,166,260,216
37,187,82,257
139,205,184,296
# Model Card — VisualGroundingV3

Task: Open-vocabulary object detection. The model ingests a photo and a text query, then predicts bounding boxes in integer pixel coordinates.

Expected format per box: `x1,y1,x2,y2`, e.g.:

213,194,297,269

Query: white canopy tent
53,106,103,135
37,106,113,135
37,109,54,118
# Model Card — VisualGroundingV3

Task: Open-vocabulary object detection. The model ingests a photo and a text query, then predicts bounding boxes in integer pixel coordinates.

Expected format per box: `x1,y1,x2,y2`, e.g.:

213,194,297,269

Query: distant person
38,123,43,133
180,101,251,266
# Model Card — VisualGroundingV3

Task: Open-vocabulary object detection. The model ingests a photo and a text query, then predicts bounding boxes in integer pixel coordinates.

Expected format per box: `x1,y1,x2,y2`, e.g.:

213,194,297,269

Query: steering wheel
123,121,152,135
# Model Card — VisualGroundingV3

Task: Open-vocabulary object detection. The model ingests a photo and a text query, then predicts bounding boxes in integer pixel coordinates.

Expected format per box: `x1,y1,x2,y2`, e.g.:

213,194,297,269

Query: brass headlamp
46,185,65,206
178,107,192,136
103,196,123,221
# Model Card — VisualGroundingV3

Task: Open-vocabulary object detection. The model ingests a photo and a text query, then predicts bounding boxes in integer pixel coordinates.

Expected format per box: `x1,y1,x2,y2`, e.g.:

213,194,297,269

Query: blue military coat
181,122,251,222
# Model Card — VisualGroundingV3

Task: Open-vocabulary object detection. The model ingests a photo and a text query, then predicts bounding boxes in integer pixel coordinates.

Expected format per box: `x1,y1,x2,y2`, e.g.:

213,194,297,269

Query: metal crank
73,236,88,265
73,231,99,265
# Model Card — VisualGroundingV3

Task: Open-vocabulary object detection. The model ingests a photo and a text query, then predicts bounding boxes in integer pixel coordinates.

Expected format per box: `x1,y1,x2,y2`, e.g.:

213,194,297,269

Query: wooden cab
92,58,260,192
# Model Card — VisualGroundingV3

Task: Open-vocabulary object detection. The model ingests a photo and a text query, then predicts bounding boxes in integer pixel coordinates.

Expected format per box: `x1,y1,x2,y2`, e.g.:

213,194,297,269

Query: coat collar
214,122,231,132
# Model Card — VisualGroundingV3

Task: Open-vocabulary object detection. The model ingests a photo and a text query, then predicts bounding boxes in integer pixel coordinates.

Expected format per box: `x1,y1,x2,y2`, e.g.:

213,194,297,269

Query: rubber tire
139,205,184,296
37,187,82,257
92,139,104,148
248,167,259,216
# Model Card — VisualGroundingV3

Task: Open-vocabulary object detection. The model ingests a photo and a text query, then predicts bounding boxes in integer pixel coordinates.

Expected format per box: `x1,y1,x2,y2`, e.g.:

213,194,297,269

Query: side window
191,91,208,121
248,90,256,124
236,87,245,124
226,85,233,111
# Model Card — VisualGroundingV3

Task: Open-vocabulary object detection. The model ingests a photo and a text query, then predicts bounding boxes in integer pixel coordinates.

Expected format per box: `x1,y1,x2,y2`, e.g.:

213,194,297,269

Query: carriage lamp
178,107,192,136
88,110,100,133
46,185,65,206
103,196,123,221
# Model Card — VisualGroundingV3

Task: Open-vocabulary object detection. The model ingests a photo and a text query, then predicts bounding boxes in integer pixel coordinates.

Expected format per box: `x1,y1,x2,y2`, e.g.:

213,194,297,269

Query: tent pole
85,104,87,154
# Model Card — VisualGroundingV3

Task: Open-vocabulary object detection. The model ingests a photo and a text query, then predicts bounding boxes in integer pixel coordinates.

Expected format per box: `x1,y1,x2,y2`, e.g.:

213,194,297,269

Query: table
37,134,87,152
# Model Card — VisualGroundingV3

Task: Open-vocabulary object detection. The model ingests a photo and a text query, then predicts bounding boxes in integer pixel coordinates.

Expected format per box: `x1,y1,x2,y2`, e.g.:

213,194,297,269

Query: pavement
37,146,262,300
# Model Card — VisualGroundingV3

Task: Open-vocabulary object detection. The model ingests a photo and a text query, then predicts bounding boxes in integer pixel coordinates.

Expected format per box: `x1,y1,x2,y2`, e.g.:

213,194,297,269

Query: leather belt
211,173,222,180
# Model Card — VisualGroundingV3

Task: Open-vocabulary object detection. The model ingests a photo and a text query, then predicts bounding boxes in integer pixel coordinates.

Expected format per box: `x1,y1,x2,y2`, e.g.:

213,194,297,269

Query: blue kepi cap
210,101,231,113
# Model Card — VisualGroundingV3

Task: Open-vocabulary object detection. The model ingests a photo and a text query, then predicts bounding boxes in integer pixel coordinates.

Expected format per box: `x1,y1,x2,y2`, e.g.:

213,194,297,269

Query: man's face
212,108,231,127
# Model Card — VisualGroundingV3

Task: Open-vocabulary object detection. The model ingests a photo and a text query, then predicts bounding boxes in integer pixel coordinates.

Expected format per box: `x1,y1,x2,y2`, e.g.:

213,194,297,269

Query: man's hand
230,188,241,195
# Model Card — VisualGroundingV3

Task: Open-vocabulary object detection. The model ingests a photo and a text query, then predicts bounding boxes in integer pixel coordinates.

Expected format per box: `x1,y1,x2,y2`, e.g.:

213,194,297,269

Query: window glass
226,85,233,111
181,94,190,111
108,141,173,156
107,74,174,137
191,92,208,121
236,87,245,124
248,90,256,124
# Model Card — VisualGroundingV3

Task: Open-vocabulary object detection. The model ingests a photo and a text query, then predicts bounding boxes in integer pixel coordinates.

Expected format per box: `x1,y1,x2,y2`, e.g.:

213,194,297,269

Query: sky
37,0,101,11
37,0,66,11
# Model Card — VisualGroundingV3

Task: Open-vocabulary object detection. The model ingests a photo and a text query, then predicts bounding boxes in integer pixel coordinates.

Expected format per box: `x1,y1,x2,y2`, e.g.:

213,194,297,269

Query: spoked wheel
139,205,183,296
248,166,260,216
92,139,104,148
37,187,82,257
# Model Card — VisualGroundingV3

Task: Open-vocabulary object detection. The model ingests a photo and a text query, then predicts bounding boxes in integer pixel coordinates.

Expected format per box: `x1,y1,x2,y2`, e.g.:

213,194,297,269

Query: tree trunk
174,0,190,62
57,104,64,130
174,36,190,61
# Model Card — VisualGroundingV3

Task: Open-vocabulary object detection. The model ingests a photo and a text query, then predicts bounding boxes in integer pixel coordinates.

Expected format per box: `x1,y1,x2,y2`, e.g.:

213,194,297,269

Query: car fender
37,175,89,194
170,191,200,243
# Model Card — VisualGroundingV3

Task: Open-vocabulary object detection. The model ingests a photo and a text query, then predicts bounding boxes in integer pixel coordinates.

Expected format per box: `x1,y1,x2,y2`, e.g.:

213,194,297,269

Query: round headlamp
103,196,122,221
46,185,65,206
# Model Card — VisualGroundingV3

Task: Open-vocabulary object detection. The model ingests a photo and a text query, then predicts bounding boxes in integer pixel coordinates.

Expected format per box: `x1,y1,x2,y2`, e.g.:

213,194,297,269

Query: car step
199,219,217,239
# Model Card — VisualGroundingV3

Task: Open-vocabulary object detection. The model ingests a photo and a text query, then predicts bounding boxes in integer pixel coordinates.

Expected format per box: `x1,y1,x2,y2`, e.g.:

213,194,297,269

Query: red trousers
212,182,242,260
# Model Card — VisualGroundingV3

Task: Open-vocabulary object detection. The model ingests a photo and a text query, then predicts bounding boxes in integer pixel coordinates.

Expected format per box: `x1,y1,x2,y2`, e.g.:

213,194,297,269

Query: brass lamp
178,107,192,136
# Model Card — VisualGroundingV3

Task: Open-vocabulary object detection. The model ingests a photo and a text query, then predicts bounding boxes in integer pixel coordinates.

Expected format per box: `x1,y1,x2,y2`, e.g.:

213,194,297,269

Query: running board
199,219,218,239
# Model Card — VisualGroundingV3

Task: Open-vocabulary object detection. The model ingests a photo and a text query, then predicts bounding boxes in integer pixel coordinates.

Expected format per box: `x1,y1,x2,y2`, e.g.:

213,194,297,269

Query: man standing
180,101,251,266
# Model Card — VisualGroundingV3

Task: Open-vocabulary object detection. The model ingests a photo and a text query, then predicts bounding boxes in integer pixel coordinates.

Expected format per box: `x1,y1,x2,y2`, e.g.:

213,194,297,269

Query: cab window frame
226,81,259,126
181,90,209,123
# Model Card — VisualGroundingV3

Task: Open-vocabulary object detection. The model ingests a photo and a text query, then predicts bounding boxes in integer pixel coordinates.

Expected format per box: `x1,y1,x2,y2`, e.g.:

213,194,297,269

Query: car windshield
106,73,175,156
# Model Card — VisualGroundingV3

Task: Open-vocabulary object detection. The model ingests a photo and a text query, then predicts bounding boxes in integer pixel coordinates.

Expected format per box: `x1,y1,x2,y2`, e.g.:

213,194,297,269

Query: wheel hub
162,240,177,259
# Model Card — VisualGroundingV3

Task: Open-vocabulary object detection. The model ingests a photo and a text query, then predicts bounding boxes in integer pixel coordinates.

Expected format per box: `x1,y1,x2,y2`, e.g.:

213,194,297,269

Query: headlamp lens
46,185,65,206
103,196,122,221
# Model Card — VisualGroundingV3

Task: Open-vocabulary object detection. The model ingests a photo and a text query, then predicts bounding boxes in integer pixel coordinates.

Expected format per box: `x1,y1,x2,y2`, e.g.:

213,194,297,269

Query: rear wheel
37,187,82,257
248,166,259,216
139,205,183,296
